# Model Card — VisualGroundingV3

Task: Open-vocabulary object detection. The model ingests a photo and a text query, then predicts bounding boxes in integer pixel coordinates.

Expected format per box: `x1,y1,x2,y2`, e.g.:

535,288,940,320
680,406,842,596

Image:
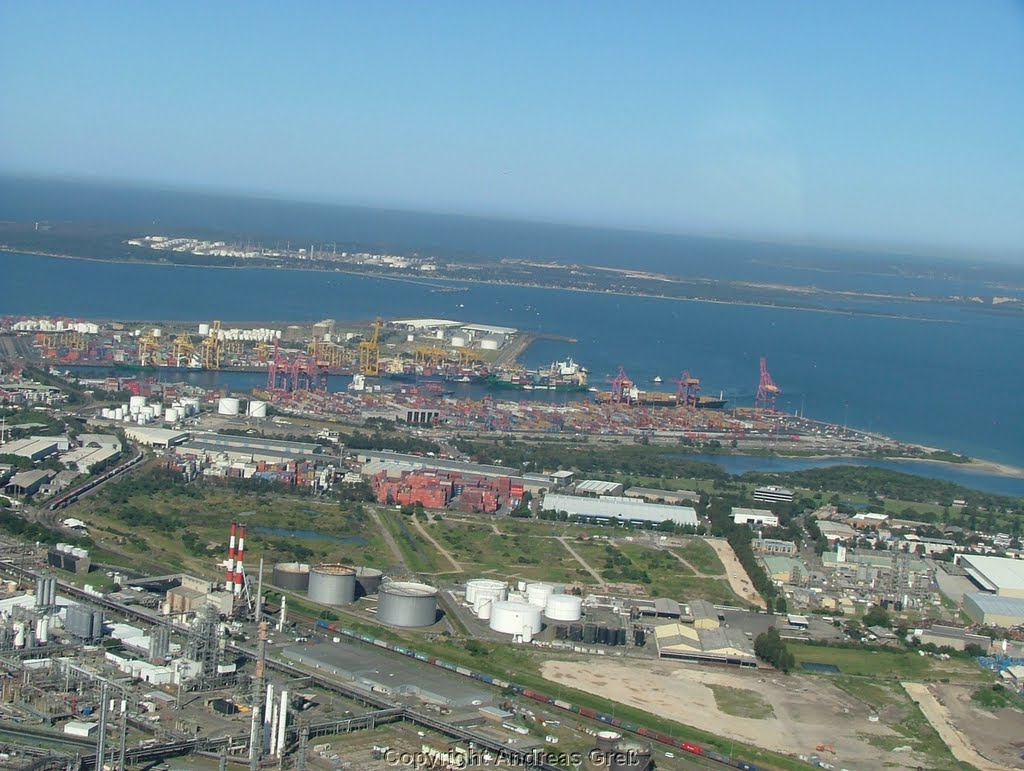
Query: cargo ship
484,358,589,392
594,390,727,408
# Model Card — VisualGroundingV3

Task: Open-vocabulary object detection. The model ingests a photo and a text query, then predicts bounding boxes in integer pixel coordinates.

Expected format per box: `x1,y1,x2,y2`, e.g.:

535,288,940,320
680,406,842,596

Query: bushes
754,627,795,672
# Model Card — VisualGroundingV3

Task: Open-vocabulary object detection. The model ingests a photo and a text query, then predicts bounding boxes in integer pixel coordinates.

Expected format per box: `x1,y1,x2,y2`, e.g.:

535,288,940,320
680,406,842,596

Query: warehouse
959,555,1024,599
0,437,60,461
123,427,189,447
624,486,701,504
574,479,625,497
731,508,779,527
653,623,757,667
4,469,55,497
963,593,1024,628
918,625,991,652
541,493,698,528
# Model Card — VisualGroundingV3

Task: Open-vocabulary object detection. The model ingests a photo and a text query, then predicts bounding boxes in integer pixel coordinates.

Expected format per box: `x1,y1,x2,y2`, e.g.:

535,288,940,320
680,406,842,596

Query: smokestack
226,522,237,590
278,595,287,632
276,690,288,757
269,701,280,757
263,684,274,753
234,523,246,596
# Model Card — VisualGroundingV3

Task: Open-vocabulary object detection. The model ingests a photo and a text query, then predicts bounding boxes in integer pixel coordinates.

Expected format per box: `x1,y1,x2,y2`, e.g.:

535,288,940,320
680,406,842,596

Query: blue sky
1,2,1022,256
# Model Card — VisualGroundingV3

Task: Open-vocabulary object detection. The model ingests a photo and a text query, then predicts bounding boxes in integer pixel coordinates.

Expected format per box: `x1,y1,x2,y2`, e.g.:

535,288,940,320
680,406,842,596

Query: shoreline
1,246,962,324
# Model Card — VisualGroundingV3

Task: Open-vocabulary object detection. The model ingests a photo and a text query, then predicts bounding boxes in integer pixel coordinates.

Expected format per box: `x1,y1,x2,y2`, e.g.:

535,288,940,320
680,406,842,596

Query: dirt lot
704,537,766,608
541,659,935,770
908,682,1024,770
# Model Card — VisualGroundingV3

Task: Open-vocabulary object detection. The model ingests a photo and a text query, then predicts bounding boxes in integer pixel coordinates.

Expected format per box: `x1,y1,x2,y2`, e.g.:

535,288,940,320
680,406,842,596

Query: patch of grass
707,684,775,719
677,538,726,574
789,641,993,683
972,683,1024,711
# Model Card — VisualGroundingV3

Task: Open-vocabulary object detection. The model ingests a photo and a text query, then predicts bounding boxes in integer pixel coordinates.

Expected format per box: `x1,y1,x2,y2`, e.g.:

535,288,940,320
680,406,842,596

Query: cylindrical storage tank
477,599,494,620
519,627,533,644
450,334,467,348
247,400,268,418
129,396,146,413
90,610,104,640
151,328,162,338
13,623,25,649
218,397,241,416
182,398,200,415
480,336,501,351
355,567,383,597
164,407,179,423
465,579,506,606
489,601,543,636
271,562,311,592
595,731,622,752
516,580,527,592
198,323,211,336
377,581,438,628
307,564,356,605
526,582,555,608
545,594,583,622
71,548,87,559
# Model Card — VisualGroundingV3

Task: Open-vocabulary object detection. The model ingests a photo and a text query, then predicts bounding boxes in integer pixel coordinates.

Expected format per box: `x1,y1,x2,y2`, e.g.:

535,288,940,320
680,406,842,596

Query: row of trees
754,627,795,672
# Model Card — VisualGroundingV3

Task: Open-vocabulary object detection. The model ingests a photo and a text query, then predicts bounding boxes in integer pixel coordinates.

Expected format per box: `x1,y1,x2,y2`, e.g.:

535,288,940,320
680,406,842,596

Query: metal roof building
541,493,698,527
963,593,1024,627
653,623,756,667
959,555,1024,599
575,479,625,496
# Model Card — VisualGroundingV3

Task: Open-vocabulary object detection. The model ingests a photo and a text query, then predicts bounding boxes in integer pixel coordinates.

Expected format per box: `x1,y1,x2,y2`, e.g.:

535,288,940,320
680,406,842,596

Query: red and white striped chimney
226,521,237,590
234,523,246,596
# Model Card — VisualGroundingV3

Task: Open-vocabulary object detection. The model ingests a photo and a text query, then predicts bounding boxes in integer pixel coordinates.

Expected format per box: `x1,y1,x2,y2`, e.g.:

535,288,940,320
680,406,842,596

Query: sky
1,2,1023,257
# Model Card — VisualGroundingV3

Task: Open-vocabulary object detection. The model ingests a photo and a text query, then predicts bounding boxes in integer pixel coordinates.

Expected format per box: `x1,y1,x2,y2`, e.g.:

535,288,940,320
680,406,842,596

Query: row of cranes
140,320,224,369
606,356,782,410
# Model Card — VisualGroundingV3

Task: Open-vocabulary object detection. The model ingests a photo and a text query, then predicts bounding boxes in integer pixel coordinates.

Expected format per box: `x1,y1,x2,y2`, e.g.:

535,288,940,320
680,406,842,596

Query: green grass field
707,684,775,719
789,641,994,683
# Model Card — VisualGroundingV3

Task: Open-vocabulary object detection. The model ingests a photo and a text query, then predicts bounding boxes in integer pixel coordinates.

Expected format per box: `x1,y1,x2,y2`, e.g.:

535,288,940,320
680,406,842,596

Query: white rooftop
542,493,698,527
960,555,1024,596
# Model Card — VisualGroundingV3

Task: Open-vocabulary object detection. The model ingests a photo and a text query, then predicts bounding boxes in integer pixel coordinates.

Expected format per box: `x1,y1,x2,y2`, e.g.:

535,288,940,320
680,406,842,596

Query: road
410,512,463,574
704,538,767,609
556,535,605,586
901,682,1006,771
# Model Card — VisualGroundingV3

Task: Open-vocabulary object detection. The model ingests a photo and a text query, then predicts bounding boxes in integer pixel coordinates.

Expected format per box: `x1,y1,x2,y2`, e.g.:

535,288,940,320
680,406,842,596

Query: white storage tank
152,328,162,338
480,336,501,351
182,398,201,415
544,594,583,622
465,578,507,605
477,599,494,620
489,601,543,636
526,582,558,608
198,323,211,336
307,564,356,605
451,334,468,348
377,581,438,628
218,397,241,416
129,396,147,414
164,407,179,423
247,400,268,418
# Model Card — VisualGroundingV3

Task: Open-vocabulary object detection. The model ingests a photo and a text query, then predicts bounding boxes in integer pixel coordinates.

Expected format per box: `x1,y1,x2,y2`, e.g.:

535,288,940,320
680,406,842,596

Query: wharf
492,331,576,368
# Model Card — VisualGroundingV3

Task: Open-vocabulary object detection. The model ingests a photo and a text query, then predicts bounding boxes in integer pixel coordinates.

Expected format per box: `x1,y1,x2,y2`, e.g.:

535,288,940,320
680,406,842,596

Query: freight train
314,620,761,771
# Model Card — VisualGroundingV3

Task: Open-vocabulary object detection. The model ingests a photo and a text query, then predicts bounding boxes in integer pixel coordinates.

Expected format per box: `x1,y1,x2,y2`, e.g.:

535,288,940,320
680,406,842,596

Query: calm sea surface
1,179,1022,479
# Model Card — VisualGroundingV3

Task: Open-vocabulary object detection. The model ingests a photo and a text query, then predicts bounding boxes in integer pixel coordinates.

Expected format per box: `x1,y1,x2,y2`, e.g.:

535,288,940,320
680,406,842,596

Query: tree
862,605,891,628
754,627,794,673
775,596,788,615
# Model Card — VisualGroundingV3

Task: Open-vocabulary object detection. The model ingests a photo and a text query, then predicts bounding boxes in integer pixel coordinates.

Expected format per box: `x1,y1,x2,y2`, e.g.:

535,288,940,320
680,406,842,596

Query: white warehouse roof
960,555,1024,598
541,493,697,527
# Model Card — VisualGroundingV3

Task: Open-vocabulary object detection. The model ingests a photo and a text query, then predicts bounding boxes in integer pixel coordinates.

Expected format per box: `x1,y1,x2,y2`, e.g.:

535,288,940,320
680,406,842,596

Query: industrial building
0,436,61,461
123,426,189,447
4,469,56,497
181,433,327,463
623,486,701,504
760,556,806,584
730,507,779,527
574,479,625,497
652,623,757,666
918,625,992,652
959,555,1024,599
815,520,857,543
752,538,798,555
753,485,794,504
370,468,520,512
541,493,698,528
963,593,1024,627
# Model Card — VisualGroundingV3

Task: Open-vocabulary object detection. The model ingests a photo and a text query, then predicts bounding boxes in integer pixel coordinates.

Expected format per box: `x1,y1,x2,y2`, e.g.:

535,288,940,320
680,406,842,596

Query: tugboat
650,375,663,384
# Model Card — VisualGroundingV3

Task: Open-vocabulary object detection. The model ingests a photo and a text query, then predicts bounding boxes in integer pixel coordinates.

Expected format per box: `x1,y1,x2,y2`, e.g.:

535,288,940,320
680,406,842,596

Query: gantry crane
307,336,347,367
358,319,382,376
755,356,781,411
255,341,270,363
675,370,701,407
415,345,450,368
171,332,195,367
456,347,483,367
201,320,224,370
138,333,161,366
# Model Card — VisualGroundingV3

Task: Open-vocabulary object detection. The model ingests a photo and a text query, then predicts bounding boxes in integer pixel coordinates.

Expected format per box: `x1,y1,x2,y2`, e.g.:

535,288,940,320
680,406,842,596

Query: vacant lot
926,683,1024,770
790,641,995,683
541,658,961,770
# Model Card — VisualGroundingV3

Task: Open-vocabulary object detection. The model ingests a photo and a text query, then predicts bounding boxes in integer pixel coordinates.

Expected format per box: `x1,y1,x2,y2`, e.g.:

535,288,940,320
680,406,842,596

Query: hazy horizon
2,3,1022,260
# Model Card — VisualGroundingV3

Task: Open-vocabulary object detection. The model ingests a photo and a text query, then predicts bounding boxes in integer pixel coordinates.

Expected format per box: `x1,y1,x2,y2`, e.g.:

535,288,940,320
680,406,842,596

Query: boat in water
484,357,589,392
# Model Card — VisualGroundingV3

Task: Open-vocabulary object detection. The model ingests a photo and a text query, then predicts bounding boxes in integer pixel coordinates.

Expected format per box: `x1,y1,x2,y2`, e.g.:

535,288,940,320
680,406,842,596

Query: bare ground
704,537,766,608
542,659,933,770
908,682,1024,770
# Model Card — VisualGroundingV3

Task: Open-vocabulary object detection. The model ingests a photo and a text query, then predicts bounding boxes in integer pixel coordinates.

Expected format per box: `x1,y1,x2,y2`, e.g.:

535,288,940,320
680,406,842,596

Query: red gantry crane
755,356,781,411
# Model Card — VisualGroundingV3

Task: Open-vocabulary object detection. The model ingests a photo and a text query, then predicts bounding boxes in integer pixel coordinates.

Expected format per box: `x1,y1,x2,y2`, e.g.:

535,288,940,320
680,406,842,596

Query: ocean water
5,252,1023,469
1,178,1022,469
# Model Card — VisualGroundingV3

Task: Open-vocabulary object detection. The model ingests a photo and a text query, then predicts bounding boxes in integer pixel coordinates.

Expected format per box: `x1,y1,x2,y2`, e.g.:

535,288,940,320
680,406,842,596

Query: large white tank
247,400,268,418
489,601,543,636
182,398,201,415
152,328,162,338
13,623,25,649
477,599,494,620
129,396,147,414
307,564,356,606
198,323,211,336
451,334,468,348
465,579,507,606
218,397,241,416
545,594,583,622
164,407,179,423
480,336,501,351
526,582,557,608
